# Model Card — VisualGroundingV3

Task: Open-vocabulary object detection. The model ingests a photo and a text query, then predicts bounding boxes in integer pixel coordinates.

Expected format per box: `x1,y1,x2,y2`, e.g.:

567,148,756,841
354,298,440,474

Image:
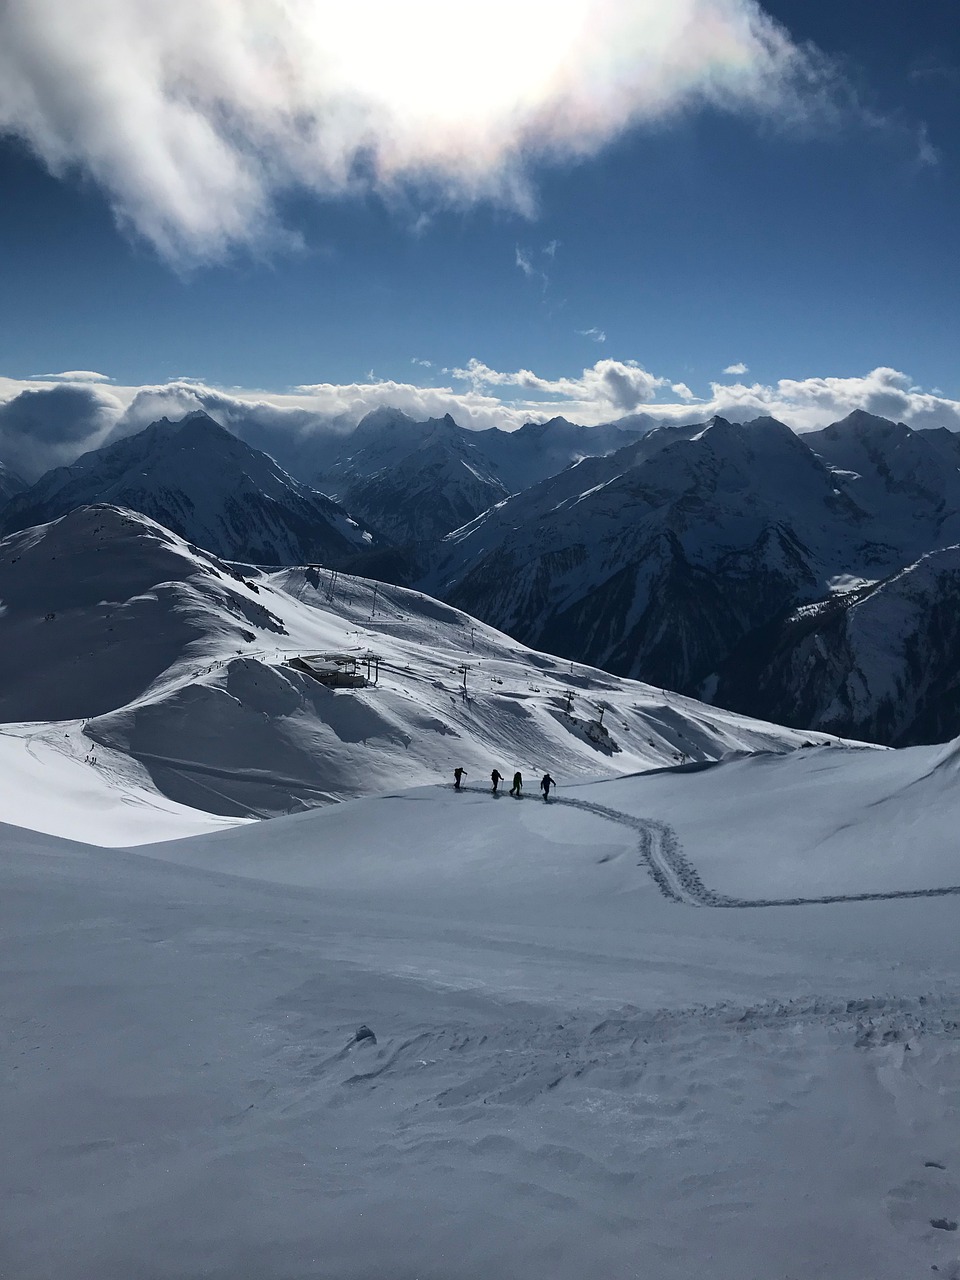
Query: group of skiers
453,766,554,799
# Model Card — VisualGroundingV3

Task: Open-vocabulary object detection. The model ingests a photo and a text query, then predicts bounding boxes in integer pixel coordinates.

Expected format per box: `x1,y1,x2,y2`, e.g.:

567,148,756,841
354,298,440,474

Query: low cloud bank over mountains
2,362,960,480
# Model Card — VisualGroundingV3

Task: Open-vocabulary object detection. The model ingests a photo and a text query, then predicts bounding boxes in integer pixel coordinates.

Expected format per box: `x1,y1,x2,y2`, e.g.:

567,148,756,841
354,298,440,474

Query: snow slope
0,503,840,838
3,745,960,1279
0,721,247,844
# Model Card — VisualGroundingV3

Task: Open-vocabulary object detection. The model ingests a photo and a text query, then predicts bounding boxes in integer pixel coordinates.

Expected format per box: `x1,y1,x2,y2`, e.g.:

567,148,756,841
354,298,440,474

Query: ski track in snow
471,788,960,910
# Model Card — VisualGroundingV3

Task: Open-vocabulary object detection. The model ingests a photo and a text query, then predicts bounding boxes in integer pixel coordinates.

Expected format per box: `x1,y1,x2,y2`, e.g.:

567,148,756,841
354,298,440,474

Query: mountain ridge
2,411,381,566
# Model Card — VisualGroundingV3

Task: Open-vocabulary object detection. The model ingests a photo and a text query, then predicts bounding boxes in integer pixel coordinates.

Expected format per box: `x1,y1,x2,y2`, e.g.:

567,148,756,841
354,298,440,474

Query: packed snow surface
4,741,960,1279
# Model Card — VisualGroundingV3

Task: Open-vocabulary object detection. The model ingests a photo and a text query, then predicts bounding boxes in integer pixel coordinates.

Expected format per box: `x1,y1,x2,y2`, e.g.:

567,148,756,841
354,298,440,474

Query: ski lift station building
289,653,364,688
288,651,382,688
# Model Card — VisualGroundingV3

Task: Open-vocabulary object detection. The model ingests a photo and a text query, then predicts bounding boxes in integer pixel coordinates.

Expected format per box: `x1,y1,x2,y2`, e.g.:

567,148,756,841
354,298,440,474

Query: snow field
4,769,960,1279
585,742,960,900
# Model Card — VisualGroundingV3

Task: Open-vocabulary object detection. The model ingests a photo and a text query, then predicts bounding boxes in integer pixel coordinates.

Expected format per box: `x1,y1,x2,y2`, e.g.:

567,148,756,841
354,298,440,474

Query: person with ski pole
510,771,522,796
540,773,554,800
454,767,466,790
491,768,502,794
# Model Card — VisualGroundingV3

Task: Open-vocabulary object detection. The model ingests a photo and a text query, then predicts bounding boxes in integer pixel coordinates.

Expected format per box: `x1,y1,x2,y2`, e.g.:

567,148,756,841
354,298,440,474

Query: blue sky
0,0,957,466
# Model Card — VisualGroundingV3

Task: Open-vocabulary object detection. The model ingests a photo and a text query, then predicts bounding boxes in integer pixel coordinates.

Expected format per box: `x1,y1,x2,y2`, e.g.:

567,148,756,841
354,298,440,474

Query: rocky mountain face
465,416,645,494
2,412,380,566
419,411,960,744
711,546,960,746
312,408,645,542
0,461,27,508
316,409,511,544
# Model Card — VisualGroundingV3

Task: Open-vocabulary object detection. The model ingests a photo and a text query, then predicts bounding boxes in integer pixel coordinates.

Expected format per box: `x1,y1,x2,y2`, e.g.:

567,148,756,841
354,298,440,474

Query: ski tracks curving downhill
504,790,960,910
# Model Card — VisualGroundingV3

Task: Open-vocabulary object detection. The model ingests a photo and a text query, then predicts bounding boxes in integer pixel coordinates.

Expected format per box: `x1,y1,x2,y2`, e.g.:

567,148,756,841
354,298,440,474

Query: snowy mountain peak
352,406,419,438
516,415,579,437
824,408,910,439
2,414,380,566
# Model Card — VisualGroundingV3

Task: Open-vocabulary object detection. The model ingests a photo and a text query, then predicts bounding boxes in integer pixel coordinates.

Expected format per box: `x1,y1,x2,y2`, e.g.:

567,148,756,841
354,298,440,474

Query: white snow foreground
0,503,841,845
3,746,960,1280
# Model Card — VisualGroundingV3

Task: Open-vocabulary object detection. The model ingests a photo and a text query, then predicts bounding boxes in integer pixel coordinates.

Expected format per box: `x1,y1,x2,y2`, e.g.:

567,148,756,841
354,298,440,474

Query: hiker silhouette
540,773,554,799
510,771,522,796
491,769,502,794
454,767,465,790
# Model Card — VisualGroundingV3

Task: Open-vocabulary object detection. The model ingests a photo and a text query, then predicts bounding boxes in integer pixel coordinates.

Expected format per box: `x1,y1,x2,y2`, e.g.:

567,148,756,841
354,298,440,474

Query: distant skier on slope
491,768,502,794
454,767,466,790
510,771,522,796
540,773,554,800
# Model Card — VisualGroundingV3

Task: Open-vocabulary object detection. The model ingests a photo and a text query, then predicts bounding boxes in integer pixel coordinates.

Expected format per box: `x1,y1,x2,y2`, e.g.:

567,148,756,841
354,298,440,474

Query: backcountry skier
454,767,466,790
510,771,522,796
540,773,554,800
491,768,502,794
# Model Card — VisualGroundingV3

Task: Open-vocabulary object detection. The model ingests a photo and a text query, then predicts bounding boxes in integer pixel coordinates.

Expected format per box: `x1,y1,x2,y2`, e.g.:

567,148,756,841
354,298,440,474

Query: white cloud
0,0,838,263
916,123,940,168
450,357,670,413
2,364,958,480
0,383,122,479
514,240,552,289
577,327,607,343
723,362,749,375
28,370,113,383
411,357,433,368
705,366,960,431
515,247,536,278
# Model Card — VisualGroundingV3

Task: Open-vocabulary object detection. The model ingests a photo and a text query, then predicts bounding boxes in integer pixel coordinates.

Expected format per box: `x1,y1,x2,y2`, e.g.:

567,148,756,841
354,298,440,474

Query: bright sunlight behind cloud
0,0,832,262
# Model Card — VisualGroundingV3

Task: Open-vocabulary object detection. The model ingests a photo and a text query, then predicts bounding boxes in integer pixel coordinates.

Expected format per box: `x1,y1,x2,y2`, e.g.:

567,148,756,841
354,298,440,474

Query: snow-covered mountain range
4,405,960,746
1,411,380,565
0,502,838,835
312,407,644,542
420,410,960,744
315,408,511,543
711,543,960,746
